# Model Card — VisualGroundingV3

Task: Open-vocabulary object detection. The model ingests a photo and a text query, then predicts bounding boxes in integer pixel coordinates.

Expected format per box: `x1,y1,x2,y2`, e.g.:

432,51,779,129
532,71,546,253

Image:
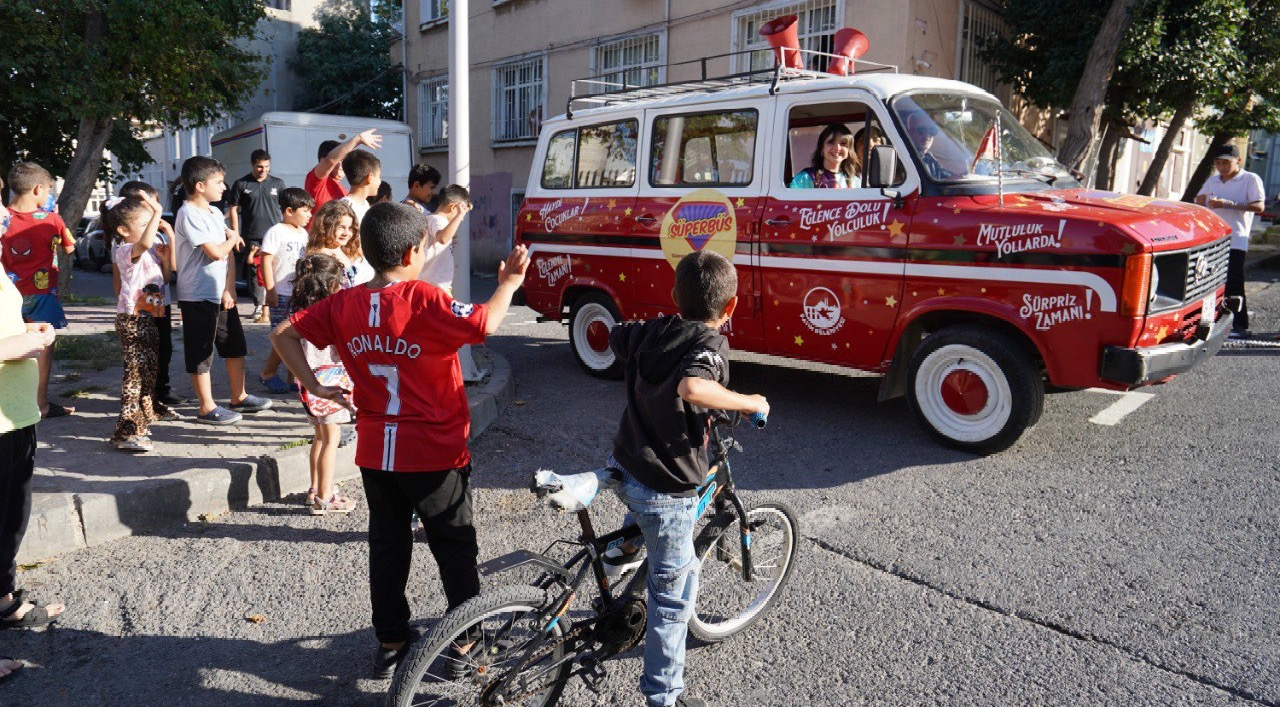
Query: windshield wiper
997,168,1058,186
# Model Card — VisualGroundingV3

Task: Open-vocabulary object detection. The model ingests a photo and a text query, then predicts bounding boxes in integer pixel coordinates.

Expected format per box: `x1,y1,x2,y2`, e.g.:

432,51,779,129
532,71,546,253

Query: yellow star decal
885,295,898,307
618,273,627,282
937,288,946,296
1155,326,1168,339
886,220,905,237
607,199,617,209
772,299,779,306
525,213,532,222
952,207,962,215
624,207,632,216
794,335,804,346
735,197,746,208
953,235,966,246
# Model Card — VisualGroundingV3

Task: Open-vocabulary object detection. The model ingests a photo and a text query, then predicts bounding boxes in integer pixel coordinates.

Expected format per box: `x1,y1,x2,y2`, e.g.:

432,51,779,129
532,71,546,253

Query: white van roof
552,73,995,126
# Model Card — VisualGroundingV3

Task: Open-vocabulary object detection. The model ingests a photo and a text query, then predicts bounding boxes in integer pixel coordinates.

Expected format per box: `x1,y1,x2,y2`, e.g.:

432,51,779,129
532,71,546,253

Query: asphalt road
5,265,1279,706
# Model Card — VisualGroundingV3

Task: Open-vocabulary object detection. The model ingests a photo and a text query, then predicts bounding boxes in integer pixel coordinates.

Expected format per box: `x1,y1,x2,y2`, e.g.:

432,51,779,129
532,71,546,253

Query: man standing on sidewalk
228,150,285,322
1196,144,1264,339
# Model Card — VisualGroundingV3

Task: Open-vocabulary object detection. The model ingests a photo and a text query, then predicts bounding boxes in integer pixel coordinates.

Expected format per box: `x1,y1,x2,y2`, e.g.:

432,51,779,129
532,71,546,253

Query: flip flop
0,596,62,630
0,657,23,684
41,403,74,419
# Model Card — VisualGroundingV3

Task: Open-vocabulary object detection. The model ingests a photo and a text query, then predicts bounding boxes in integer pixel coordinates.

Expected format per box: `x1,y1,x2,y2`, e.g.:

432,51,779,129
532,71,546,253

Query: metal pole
450,0,483,381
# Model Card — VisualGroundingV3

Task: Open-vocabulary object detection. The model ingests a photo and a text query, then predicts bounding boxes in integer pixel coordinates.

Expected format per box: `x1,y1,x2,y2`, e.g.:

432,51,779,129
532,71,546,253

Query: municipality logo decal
801,287,845,335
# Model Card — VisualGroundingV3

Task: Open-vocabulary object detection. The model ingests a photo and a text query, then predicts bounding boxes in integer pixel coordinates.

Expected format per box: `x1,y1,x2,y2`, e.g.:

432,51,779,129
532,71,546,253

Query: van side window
784,102,904,189
541,129,576,189
650,110,757,187
576,120,638,188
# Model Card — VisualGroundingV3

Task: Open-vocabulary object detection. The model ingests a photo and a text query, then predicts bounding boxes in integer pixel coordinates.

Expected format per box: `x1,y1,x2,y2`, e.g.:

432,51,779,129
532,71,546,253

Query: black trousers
361,465,480,644
154,305,173,398
238,239,266,307
0,425,37,597
1227,248,1249,331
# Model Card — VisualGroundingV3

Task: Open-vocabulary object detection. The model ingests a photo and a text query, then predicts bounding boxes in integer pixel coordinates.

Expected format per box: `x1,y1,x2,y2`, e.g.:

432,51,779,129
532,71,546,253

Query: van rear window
541,129,576,189
650,110,757,187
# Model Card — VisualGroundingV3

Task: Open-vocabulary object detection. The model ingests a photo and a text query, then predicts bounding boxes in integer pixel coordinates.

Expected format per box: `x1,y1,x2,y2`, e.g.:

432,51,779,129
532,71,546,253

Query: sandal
258,375,291,394
310,495,357,516
304,487,317,508
0,657,22,685
0,595,62,630
41,402,74,419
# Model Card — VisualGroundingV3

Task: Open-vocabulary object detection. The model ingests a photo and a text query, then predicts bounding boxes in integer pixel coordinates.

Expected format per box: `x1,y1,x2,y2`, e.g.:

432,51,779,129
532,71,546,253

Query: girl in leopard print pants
107,195,174,452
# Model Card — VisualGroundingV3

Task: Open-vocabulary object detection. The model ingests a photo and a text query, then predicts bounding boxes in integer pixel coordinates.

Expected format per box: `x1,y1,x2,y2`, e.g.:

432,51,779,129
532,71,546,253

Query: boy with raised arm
305,128,382,209
270,202,530,679
605,250,769,707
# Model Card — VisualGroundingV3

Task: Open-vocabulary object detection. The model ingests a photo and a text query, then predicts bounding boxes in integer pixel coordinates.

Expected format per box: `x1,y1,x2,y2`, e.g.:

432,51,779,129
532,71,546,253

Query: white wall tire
906,325,1043,453
568,292,623,379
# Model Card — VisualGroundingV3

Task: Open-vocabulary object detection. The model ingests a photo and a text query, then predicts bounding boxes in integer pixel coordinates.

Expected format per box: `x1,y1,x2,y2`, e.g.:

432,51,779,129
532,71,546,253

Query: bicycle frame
473,415,759,698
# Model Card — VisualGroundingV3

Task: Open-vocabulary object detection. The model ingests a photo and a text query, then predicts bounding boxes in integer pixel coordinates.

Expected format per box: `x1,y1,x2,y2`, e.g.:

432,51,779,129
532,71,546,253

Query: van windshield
891,93,1076,187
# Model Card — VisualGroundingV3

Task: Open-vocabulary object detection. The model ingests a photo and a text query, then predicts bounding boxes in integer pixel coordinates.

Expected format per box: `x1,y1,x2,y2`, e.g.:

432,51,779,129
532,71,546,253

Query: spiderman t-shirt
2,210,74,296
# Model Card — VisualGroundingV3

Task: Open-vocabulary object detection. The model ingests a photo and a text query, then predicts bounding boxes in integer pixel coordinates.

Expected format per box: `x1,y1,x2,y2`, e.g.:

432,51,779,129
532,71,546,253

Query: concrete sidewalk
17,272,514,564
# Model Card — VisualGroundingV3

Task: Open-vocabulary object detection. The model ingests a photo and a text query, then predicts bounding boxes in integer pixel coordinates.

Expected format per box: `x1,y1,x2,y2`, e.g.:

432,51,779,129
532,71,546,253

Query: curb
16,350,515,565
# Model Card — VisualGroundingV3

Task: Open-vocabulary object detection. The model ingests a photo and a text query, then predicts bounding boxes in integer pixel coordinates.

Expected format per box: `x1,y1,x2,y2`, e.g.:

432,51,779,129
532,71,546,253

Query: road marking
1089,392,1156,426
506,320,543,327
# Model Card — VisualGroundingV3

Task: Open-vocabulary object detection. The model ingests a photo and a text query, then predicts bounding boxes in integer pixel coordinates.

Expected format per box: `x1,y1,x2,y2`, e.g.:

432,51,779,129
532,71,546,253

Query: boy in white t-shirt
417,184,472,295
1195,143,1265,337
258,187,315,391
339,149,382,225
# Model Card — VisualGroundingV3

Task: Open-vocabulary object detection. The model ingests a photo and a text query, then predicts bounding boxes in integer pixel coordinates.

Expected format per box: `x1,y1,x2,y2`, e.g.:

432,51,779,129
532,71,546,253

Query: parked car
75,211,174,272
516,39,1233,453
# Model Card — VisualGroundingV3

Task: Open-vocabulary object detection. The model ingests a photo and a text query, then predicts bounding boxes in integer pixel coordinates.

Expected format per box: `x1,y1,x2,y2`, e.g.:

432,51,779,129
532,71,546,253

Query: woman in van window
790,122,856,189
851,125,885,182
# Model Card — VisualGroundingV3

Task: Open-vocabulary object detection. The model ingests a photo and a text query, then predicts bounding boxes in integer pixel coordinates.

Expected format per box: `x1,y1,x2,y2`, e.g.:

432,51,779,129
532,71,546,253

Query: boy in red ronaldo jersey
271,202,529,678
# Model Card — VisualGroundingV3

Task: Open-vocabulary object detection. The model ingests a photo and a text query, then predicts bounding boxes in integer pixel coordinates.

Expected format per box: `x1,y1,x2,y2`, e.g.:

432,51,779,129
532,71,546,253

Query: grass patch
54,332,122,371
62,292,112,306
63,384,108,399
279,438,312,451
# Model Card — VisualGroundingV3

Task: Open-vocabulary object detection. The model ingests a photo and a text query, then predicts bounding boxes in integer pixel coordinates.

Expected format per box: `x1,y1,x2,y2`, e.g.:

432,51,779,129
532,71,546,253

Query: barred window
417,76,448,149
592,33,664,93
956,1,1007,100
732,0,840,73
419,0,446,23
493,56,545,143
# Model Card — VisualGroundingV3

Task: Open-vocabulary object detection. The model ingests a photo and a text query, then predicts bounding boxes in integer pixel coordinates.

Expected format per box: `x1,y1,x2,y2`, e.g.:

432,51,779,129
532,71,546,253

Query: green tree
289,1,403,120
0,0,265,231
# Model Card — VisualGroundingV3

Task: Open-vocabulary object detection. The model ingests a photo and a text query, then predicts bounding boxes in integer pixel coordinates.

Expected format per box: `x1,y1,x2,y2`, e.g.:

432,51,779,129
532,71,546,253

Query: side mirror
867,145,900,188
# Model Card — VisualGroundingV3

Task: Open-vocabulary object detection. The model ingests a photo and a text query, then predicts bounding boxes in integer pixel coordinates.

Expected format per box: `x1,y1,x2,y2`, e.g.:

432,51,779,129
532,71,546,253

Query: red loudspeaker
827,28,870,76
758,15,805,70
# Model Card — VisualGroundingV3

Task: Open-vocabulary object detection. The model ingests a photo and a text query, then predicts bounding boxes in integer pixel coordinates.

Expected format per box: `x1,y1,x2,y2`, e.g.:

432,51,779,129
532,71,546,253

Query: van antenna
996,110,1005,207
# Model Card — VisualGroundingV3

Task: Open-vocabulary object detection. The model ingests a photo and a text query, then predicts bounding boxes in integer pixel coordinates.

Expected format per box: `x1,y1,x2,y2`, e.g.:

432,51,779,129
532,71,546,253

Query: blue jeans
614,466,700,707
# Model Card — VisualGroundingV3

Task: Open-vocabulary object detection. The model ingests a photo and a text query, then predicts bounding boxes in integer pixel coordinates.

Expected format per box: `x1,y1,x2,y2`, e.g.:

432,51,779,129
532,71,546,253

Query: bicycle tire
689,499,800,643
385,585,572,707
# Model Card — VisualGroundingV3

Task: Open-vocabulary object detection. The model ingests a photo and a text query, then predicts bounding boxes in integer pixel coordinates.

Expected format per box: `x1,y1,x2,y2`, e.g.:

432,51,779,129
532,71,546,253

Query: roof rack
567,48,898,118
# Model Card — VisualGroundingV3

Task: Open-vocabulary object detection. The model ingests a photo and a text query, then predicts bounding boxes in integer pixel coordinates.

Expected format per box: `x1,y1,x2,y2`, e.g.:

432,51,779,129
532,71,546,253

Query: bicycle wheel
386,585,572,707
689,499,799,643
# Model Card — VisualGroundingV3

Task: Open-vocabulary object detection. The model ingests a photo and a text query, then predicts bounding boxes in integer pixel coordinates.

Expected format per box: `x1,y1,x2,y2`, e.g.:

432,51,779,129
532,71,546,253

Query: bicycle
386,411,800,707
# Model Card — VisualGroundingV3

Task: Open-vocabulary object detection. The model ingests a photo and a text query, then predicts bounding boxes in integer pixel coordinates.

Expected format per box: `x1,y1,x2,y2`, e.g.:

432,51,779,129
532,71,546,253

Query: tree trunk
1094,119,1124,190
1056,0,1141,172
1137,98,1195,197
1181,131,1234,203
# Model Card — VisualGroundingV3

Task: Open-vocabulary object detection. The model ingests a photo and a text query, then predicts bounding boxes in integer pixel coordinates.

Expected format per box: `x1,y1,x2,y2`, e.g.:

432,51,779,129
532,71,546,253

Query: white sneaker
602,546,644,583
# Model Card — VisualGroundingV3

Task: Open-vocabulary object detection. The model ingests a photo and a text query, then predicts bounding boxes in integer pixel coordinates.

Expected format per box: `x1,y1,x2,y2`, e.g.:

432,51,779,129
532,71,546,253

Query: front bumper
1099,308,1234,386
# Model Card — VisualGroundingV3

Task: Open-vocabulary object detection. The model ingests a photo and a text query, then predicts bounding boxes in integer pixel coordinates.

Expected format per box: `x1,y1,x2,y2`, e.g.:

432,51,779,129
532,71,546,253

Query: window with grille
732,1,840,73
591,33,664,92
493,56,545,143
417,76,448,149
262,0,292,11
419,0,446,24
956,1,1006,98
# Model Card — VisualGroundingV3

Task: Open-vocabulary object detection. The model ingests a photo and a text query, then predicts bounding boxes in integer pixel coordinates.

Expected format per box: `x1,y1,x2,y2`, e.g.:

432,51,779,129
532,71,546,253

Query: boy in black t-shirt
605,250,768,707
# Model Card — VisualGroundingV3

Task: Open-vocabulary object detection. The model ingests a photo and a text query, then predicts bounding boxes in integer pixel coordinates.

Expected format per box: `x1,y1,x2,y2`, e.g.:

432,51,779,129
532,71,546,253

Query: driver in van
904,112,955,180
789,123,857,188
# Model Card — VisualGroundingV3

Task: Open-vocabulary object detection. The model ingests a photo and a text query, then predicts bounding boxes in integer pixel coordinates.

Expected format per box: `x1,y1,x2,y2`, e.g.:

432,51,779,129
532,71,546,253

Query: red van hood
972,189,1231,249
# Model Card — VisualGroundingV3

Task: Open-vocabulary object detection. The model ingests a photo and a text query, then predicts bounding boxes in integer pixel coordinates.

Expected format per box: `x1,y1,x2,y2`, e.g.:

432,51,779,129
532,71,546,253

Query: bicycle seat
531,468,619,512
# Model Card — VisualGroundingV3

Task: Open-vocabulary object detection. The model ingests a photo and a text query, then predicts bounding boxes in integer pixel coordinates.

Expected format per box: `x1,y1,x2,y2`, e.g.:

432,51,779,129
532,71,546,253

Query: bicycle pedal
579,657,608,692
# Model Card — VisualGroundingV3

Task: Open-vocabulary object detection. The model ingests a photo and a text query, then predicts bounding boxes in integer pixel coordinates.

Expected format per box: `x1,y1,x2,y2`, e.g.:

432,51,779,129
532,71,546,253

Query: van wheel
905,325,1043,454
569,292,623,379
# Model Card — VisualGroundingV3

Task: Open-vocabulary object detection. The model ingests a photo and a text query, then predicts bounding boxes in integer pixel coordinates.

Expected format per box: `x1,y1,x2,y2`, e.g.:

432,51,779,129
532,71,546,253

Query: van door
632,101,766,347
522,117,642,314
759,93,918,368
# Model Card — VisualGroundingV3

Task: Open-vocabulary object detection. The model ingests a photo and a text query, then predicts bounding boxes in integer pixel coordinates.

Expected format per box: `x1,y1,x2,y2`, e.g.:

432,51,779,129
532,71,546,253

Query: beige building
120,0,329,198
396,0,1006,261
